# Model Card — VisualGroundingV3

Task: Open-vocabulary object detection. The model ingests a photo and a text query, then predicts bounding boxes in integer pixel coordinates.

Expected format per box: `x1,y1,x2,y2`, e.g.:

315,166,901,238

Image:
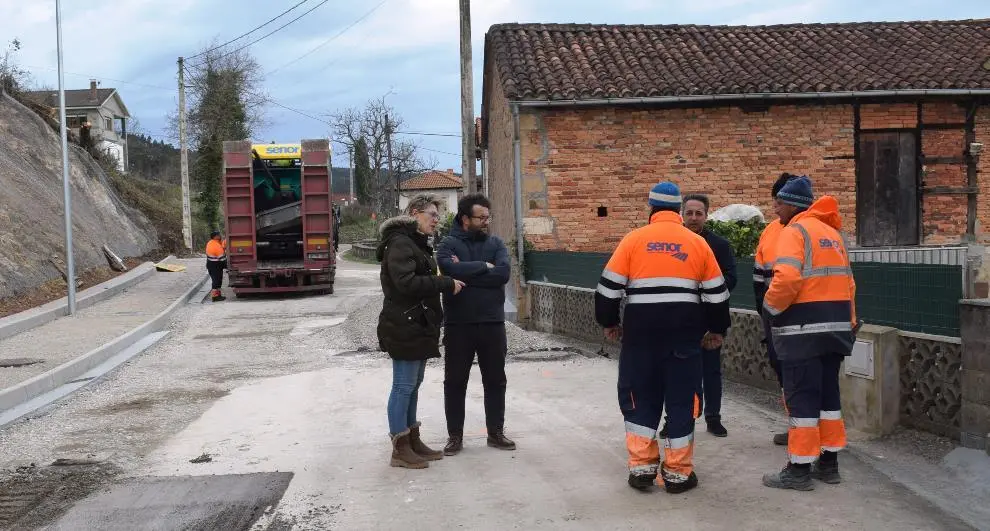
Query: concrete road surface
0,255,976,530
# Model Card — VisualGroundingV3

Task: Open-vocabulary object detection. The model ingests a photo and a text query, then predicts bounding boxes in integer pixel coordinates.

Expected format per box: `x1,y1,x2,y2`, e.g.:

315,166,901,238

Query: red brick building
480,21,990,262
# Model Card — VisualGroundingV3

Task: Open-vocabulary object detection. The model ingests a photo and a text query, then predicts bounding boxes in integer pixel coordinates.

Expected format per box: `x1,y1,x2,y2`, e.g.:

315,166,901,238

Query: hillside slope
0,92,158,298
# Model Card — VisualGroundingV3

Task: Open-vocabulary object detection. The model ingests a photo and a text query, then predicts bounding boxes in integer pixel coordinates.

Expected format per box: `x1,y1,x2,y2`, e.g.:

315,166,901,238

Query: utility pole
459,0,476,193
385,113,396,217
177,57,192,250
55,0,76,314
348,144,355,204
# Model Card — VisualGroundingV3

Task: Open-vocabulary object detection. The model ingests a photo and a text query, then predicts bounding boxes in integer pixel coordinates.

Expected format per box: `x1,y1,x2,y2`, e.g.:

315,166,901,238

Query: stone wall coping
899,330,963,344
527,280,595,293
961,298,990,308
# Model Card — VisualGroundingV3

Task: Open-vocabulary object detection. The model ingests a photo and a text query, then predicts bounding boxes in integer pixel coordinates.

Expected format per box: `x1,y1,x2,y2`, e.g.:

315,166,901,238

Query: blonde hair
405,193,441,215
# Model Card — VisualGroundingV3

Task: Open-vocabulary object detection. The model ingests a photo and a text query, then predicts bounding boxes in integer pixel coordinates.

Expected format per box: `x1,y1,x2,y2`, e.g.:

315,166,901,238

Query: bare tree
328,94,436,217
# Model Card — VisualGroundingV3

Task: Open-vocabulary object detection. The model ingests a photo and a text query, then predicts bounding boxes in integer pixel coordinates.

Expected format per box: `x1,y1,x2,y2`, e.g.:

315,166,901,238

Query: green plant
706,218,766,257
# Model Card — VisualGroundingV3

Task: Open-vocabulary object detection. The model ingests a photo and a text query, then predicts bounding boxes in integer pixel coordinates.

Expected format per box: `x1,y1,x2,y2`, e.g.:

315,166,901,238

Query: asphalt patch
46,472,294,531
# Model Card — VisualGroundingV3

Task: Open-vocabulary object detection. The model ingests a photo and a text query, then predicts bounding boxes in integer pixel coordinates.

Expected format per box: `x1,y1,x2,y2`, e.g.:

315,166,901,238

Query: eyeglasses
415,211,441,220
470,215,492,223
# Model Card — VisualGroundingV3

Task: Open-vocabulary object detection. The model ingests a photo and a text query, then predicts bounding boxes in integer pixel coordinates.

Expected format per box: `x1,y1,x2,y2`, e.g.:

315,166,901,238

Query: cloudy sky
5,0,988,172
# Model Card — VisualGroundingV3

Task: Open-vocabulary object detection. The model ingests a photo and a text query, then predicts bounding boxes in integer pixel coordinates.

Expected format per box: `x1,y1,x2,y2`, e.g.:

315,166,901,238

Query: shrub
706,218,767,257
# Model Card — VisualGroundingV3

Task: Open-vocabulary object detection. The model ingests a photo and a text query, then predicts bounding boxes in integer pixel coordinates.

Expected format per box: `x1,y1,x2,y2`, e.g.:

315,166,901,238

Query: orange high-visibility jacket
752,218,783,314
206,239,226,262
594,210,731,346
763,196,857,361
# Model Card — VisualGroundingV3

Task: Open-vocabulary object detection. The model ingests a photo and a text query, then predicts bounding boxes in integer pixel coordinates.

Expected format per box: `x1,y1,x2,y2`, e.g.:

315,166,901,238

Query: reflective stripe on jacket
763,196,858,361
752,219,783,313
594,211,731,347
206,240,226,262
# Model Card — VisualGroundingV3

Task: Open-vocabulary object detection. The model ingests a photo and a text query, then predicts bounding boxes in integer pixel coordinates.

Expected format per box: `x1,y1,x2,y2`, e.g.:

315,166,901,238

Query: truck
221,139,336,296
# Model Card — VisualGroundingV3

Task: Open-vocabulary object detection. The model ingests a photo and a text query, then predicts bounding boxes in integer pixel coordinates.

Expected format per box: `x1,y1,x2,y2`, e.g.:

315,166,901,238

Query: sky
3,0,989,173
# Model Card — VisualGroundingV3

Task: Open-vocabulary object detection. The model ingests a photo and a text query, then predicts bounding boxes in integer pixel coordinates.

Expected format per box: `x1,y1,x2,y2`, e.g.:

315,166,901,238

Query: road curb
0,271,209,416
0,256,176,341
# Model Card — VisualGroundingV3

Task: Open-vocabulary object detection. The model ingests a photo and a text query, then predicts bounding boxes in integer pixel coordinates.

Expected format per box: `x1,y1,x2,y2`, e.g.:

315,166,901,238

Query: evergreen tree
353,137,372,205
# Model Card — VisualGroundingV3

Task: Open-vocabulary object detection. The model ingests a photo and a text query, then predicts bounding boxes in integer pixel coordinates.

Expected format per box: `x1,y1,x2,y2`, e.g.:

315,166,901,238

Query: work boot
408,423,443,461
627,472,657,491
211,289,226,302
706,416,728,437
762,463,814,491
487,428,516,451
661,466,699,494
811,455,841,484
443,435,463,456
773,432,788,446
390,430,428,469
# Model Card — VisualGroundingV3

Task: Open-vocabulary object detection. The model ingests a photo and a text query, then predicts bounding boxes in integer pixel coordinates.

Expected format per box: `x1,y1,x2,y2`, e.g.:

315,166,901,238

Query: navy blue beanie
777,176,813,209
648,181,682,208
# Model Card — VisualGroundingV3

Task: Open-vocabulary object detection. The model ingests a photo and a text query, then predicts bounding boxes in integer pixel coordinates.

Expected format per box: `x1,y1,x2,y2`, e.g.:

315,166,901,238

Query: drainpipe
512,104,526,285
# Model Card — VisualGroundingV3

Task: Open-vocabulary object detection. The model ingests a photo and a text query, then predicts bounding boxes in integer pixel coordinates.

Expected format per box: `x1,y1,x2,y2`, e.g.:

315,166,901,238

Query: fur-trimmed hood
376,215,420,261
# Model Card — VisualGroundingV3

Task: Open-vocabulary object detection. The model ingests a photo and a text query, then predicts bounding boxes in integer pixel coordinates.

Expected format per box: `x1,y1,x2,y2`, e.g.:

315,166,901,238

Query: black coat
436,224,510,325
701,228,738,293
376,216,455,361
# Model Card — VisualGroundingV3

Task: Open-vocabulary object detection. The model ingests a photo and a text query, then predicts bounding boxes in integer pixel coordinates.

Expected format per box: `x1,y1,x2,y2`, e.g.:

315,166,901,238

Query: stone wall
961,300,990,451
898,332,963,439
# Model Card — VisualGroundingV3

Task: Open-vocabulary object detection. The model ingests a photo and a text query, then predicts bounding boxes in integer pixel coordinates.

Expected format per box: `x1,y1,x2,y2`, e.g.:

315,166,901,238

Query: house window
105,117,113,131
67,116,84,128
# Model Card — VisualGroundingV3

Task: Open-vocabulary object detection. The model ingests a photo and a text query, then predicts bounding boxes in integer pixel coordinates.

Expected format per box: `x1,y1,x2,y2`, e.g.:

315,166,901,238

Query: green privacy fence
525,251,962,337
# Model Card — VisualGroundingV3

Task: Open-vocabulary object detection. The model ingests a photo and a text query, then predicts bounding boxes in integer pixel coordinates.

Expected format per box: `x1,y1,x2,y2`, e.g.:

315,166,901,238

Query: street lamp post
55,0,77,314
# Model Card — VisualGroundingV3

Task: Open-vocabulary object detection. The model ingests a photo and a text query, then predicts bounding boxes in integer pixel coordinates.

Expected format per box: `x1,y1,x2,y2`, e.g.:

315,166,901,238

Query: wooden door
857,132,919,246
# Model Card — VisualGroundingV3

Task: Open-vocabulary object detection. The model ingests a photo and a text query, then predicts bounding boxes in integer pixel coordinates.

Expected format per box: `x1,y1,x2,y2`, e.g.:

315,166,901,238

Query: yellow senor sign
253,143,301,160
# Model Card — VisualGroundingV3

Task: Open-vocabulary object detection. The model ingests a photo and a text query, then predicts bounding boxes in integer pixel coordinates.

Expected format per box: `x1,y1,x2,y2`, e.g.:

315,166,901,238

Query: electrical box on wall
845,339,875,380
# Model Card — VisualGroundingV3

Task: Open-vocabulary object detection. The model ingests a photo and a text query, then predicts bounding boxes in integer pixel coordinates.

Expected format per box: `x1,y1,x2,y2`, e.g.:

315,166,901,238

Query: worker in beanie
762,175,860,491
753,172,798,446
205,231,227,302
595,181,731,494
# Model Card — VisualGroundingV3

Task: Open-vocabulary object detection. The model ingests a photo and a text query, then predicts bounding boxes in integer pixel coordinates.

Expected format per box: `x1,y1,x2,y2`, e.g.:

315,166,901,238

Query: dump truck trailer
221,139,336,296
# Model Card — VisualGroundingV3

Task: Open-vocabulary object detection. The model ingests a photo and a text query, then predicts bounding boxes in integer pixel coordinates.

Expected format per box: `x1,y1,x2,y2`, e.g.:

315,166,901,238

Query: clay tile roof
485,20,990,101
400,170,463,191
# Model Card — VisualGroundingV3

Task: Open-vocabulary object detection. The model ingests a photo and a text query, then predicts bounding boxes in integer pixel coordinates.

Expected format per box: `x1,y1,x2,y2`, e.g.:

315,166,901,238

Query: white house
25,80,131,172
399,169,463,215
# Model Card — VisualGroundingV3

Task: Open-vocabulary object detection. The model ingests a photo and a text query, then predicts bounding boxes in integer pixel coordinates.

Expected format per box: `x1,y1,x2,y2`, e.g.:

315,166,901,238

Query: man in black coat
436,194,516,455
683,194,738,437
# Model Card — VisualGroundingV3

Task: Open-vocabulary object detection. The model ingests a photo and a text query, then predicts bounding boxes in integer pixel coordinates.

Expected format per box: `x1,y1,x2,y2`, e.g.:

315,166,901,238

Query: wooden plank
857,134,880,246
921,156,967,165
897,132,919,245
922,186,980,195
965,102,978,240
874,133,899,246
919,123,968,130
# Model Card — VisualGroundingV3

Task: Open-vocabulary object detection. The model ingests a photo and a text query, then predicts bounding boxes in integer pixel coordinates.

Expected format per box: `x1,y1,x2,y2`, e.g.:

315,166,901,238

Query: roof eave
511,89,990,107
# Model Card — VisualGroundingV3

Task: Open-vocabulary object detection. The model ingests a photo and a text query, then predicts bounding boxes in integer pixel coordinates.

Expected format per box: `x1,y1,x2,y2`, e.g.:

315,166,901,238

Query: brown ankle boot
409,423,443,461
390,430,428,469
444,435,463,456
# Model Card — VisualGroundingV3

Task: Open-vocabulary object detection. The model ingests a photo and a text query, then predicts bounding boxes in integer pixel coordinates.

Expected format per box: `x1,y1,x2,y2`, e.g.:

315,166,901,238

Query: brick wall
976,107,990,242
496,101,985,252
516,104,857,252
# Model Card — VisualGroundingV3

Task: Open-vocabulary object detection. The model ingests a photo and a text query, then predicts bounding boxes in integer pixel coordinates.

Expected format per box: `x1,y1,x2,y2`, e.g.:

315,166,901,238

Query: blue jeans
388,359,427,435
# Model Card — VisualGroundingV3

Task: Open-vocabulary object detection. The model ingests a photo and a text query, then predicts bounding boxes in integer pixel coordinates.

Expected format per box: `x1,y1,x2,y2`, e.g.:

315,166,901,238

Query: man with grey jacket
436,194,516,455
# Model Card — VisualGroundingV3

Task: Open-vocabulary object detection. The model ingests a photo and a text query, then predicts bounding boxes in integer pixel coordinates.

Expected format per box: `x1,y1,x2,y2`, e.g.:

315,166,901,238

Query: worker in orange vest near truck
595,181,731,494
753,172,799,447
760,175,861,491
205,231,227,302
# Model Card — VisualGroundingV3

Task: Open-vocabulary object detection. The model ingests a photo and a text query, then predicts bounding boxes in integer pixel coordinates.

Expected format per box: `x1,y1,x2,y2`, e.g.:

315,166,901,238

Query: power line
268,0,388,76
23,65,174,92
187,0,311,60
397,131,461,138
189,0,331,69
